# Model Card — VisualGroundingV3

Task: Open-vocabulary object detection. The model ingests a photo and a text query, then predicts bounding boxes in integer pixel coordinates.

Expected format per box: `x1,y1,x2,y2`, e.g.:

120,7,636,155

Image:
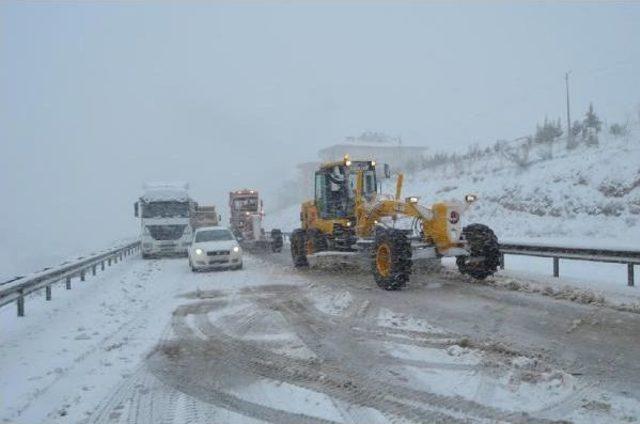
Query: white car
188,226,243,271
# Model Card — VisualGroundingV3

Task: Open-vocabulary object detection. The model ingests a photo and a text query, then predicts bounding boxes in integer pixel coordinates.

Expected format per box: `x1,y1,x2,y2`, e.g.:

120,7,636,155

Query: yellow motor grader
290,156,500,290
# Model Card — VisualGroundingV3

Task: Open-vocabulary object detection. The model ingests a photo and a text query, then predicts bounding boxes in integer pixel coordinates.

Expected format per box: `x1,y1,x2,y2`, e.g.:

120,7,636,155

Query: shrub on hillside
609,122,629,138
502,136,533,169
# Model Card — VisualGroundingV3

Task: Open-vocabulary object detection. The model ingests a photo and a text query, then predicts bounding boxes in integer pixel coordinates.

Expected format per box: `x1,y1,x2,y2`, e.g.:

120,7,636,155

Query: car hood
192,240,239,251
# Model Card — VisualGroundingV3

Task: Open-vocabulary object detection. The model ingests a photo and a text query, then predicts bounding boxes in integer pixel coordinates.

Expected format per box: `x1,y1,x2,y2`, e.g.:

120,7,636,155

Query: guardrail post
46,285,52,301
499,253,505,270
553,257,559,278
80,270,86,282
66,276,71,290
629,264,635,287
101,261,105,271
17,289,24,317
92,265,96,276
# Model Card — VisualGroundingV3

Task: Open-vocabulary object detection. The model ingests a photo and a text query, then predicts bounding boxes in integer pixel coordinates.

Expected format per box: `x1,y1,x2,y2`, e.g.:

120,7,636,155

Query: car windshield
195,229,234,242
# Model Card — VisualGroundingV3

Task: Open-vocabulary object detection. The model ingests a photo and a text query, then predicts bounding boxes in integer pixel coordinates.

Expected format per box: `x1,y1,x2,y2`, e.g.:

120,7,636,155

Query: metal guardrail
499,243,639,287
0,241,140,317
283,233,638,287
8,237,631,318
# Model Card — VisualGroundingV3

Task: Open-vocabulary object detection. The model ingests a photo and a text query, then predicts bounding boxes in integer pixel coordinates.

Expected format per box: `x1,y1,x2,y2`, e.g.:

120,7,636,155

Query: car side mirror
134,202,139,217
384,164,391,179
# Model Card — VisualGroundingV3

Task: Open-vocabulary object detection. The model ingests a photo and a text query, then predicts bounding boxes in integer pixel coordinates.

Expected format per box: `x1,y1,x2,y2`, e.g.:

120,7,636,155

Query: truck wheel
372,228,412,290
305,229,328,255
456,224,500,280
290,229,309,267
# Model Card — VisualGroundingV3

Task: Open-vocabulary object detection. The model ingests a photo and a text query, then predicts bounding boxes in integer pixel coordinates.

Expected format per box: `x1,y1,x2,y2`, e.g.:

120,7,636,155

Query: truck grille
147,225,187,241
207,250,230,256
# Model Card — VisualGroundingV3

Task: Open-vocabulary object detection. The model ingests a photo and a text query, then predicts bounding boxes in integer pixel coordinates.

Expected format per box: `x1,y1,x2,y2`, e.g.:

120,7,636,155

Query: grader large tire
456,223,500,280
372,228,412,290
290,229,308,267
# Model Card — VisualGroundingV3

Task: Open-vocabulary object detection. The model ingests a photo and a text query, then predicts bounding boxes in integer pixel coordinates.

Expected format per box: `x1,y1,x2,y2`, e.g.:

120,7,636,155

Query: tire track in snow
154,289,560,424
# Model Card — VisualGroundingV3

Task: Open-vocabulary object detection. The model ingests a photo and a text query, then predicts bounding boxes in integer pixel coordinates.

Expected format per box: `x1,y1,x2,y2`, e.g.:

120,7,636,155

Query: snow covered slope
405,133,640,247
268,128,640,247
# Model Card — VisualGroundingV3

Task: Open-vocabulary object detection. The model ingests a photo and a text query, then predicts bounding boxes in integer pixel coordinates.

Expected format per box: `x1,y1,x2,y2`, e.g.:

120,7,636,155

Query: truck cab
134,183,194,258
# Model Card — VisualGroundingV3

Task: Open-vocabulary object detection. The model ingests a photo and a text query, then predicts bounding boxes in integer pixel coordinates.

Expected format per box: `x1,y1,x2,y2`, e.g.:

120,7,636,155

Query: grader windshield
314,160,377,219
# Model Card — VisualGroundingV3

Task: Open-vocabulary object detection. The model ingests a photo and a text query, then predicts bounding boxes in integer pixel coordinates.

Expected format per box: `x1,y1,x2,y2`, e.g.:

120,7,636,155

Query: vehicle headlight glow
233,246,240,253
465,194,478,203
195,248,204,255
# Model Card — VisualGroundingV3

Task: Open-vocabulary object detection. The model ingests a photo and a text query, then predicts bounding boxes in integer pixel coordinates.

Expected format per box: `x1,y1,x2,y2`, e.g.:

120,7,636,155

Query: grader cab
290,156,500,289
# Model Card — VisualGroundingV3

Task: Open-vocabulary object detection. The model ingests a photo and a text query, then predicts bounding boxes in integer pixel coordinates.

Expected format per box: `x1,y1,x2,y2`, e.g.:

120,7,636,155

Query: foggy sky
1,1,639,277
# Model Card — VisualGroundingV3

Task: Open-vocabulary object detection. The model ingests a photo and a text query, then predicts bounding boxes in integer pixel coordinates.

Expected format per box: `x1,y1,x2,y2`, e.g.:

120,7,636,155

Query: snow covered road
2,253,640,423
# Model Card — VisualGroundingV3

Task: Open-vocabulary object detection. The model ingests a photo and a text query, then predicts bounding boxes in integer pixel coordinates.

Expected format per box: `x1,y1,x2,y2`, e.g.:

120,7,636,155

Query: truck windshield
232,198,258,212
195,229,234,242
142,202,189,218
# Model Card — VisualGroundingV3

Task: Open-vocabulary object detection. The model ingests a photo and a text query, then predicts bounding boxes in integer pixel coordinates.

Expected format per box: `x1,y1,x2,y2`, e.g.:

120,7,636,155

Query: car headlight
233,246,240,253
465,194,478,203
195,248,203,255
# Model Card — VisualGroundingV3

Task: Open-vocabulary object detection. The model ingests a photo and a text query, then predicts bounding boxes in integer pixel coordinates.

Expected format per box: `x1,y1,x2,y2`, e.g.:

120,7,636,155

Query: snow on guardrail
0,241,141,316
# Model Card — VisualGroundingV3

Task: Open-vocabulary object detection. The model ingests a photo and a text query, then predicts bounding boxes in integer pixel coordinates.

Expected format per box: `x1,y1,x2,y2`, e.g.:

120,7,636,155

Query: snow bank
401,130,640,246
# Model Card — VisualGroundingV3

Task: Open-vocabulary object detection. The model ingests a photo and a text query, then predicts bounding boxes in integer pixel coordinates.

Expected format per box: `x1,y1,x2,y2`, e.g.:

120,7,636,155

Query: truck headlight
195,248,204,255
233,246,240,253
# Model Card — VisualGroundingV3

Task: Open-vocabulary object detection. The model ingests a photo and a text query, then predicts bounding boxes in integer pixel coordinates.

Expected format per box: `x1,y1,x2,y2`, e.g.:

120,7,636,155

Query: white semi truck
134,183,194,258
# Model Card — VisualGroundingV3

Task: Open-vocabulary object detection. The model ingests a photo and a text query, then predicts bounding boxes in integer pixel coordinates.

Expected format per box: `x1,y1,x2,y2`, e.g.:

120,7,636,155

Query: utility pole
565,71,573,148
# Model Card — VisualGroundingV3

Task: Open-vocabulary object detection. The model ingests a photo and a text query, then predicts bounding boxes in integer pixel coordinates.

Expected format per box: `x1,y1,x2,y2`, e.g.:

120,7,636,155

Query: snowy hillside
266,129,640,247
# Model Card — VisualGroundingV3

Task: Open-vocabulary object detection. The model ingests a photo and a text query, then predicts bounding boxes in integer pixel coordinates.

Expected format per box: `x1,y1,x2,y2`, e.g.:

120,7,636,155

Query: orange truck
229,189,283,252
